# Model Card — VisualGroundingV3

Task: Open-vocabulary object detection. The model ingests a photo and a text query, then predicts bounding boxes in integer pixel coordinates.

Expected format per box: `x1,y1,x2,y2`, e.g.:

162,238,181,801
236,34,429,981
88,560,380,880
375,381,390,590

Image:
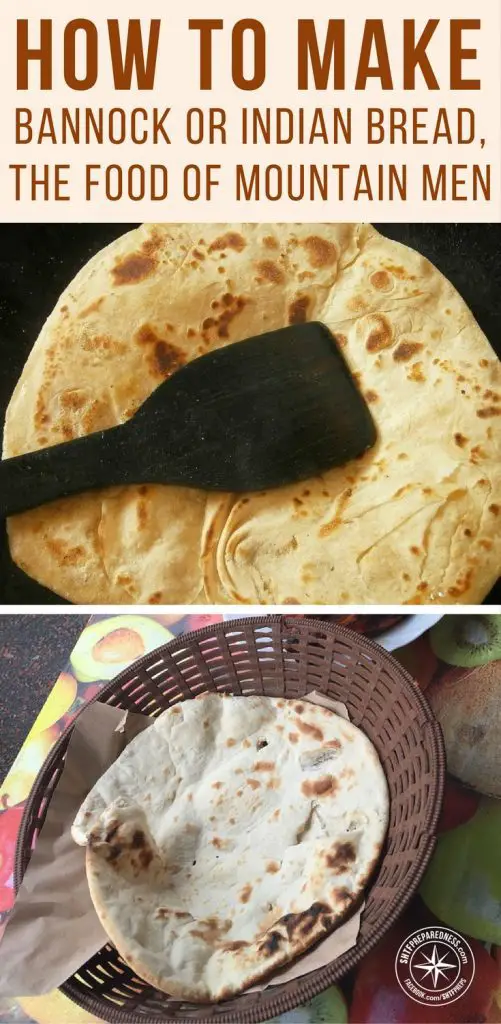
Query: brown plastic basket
15,615,445,1024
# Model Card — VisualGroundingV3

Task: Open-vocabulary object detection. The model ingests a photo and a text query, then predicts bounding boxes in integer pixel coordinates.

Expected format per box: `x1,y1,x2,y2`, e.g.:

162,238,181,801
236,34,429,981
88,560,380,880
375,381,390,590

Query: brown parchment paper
0,693,365,998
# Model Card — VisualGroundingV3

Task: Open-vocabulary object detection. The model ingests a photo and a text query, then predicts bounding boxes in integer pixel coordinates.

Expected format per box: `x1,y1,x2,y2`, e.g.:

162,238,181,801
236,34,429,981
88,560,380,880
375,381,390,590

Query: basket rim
14,615,446,1024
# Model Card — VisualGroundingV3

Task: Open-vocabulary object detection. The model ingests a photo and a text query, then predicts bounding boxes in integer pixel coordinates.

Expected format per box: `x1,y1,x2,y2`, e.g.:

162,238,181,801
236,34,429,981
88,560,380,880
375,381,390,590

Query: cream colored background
0,0,499,222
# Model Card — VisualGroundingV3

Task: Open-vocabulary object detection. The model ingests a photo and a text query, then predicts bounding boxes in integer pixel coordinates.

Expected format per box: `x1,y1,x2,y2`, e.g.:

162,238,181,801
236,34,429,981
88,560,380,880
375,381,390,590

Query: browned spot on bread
266,861,281,874
410,546,420,556
333,332,347,348
365,314,393,353
191,917,232,943
266,777,280,790
147,591,163,605
193,248,205,261
135,324,185,379
224,940,248,951
139,847,153,869
201,294,247,341
79,297,105,319
470,444,487,463
141,230,164,256
448,568,474,599
45,538,85,567
393,341,423,362
347,295,368,314
226,738,236,747
301,235,337,268
384,263,415,281
333,887,353,904
155,907,191,921
59,390,88,411
211,781,222,790
295,717,323,743
477,406,501,418
154,339,183,377
283,597,300,604
229,817,235,825
211,836,226,849
454,433,468,447
417,582,429,593
277,902,332,943
137,499,148,528
295,703,305,714
112,253,157,286
263,235,279,250
301,775,337,798
259,930,282,955
289,295,310,324
479,538,493,550
247,778,261,790
253,761,274,772
255,259,285,285
398,452,408,460
273,808,281,819
403,572,411,581
208,232,246,254
408,361,426,383
365,390,379,403
289,732,299,744
370,270,392,290
489,504,500,515
239,884,252,904
326,841,357,873
464,528,472,537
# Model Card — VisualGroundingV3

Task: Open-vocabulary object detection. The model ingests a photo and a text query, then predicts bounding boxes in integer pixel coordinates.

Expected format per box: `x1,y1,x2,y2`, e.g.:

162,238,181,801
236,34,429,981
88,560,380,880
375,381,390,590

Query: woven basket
15,615,445,1024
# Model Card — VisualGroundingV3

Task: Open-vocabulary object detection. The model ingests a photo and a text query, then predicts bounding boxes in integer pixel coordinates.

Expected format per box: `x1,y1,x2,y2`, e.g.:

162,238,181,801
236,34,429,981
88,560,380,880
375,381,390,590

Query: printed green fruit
420,800,501,944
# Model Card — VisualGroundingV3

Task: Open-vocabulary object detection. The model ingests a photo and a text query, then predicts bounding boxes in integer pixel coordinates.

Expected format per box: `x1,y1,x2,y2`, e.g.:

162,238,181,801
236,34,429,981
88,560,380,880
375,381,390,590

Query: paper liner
0,693,365,998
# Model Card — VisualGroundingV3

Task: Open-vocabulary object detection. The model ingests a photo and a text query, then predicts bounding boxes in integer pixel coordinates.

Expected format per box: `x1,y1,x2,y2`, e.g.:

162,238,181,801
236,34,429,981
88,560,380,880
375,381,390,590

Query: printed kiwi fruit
430,614,501,667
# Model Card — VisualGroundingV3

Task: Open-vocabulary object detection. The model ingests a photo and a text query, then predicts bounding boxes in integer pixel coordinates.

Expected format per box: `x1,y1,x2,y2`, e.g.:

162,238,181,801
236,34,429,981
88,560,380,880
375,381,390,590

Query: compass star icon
396,928,475,1006
413,944,459,989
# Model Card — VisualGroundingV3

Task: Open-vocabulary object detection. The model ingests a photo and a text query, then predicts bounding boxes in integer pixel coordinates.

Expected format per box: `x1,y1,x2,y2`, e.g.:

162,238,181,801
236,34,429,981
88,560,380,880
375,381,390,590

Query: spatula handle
0,428,129,518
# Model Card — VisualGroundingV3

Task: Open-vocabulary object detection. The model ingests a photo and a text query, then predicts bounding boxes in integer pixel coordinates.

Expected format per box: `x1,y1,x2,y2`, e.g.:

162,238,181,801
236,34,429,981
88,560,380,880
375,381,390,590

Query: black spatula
0,323,376,518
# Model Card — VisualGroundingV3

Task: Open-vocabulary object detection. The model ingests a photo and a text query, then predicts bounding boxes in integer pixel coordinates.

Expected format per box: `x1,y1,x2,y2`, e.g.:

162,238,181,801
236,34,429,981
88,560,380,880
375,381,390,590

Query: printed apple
437,777,481,833
350,914,499,1022
0,806,24,886
0,725,60,808
0,883,14,914
395,634,439,691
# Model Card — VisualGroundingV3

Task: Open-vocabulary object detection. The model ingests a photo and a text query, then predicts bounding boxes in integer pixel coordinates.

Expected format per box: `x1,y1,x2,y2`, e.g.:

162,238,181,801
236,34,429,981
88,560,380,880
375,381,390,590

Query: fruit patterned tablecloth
0,613,500,1024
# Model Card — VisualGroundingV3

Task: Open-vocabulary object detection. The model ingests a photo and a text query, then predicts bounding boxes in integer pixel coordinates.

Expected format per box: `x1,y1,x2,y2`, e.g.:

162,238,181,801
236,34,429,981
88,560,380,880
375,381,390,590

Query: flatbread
72,694,388,1002
4,223,501,604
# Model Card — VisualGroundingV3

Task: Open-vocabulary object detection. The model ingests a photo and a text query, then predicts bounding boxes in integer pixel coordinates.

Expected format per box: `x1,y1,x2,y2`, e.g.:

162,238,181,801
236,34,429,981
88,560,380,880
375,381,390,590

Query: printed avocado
71,615,173,682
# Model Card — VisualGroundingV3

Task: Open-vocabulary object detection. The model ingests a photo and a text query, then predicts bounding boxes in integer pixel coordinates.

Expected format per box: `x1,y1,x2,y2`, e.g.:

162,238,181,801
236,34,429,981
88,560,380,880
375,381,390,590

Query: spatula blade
131,322,377,491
